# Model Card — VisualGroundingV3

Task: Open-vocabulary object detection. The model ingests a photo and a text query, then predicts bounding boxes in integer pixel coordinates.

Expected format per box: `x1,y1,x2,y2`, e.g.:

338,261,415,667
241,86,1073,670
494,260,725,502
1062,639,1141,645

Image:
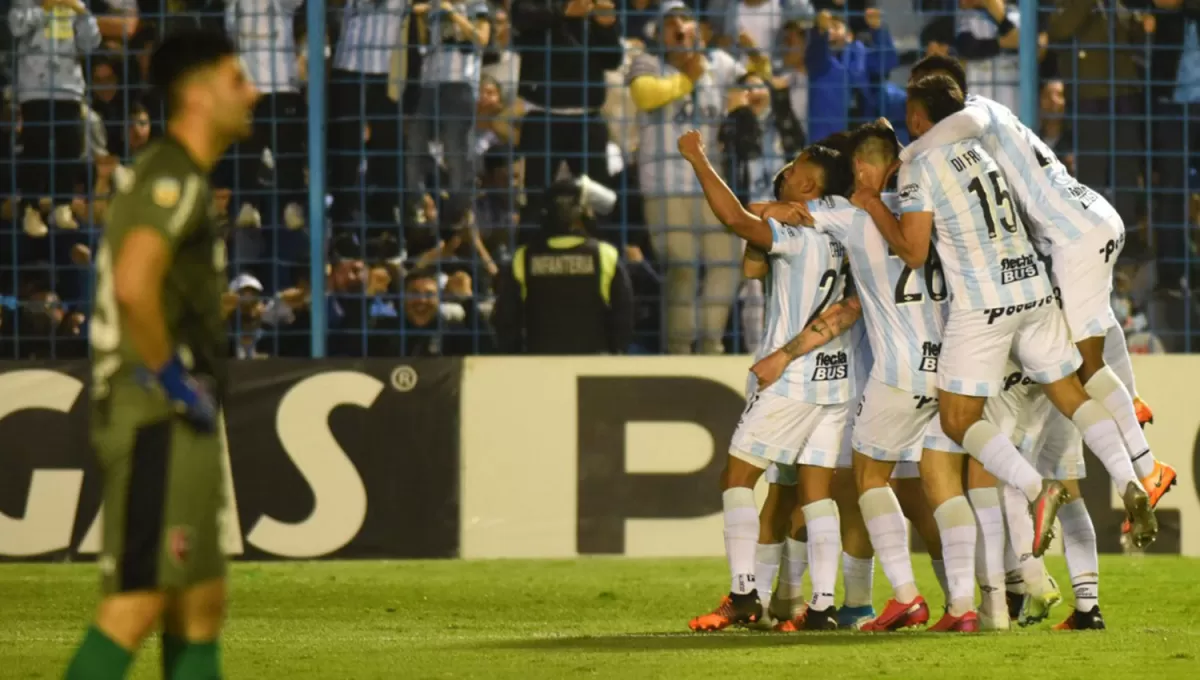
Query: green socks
63,627,220,679
169,639,221,680
64,626,132,680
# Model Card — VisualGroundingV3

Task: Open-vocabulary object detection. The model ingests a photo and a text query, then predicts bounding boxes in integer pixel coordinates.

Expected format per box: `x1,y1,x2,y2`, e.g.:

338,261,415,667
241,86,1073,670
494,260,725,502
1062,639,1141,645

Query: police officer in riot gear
492,173,634,354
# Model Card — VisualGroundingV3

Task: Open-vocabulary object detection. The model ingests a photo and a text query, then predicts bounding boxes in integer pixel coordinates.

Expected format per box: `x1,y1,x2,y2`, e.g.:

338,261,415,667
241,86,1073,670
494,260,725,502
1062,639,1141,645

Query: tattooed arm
750,295,863,390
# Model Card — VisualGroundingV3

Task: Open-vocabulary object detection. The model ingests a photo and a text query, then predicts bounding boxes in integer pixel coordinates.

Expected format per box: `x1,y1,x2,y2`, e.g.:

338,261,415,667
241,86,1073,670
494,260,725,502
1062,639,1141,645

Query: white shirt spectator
334,0,407,75
226,0,303,93
957,5,1020,114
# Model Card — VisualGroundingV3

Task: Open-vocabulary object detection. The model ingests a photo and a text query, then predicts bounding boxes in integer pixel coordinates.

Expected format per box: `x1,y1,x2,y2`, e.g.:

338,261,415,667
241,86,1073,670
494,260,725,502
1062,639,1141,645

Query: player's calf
65,591,167,679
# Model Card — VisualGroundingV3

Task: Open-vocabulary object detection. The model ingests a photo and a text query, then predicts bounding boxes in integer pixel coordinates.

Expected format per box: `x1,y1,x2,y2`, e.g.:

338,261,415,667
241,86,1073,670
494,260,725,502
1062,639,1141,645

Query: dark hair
129,100,149,118
919,17,956,49
851,120,900,164
911,54,968,96
907,74,965,125
812,131,855,158
803,144,852,198
149,29,238,118
405,267,438,287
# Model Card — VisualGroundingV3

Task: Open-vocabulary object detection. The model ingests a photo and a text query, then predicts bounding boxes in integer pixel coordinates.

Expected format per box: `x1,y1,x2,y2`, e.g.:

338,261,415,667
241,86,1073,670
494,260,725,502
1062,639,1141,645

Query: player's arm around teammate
751,295,862,390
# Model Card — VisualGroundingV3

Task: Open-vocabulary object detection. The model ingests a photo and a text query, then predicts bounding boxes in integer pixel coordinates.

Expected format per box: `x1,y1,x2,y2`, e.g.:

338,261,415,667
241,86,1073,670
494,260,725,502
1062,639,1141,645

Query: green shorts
91,385,227,594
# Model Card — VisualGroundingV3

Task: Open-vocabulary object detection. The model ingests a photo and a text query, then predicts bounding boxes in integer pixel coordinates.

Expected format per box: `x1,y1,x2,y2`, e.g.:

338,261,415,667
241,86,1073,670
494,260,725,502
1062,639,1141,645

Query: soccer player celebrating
855,80,1154,590
65,29,258,679
756,121,966,631
905,55,1176,540
679,129,859,632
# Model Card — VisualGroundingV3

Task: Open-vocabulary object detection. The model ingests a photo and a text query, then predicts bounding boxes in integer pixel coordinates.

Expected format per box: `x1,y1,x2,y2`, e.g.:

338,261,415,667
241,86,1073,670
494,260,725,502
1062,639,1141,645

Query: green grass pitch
4,556,1198,679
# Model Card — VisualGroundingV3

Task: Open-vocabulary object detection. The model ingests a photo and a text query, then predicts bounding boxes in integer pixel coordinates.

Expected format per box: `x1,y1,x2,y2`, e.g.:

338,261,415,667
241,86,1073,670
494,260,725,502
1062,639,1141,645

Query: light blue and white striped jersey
967,95,1117,252
758,217,855,404
419,0,489,86
334,0,407,75
748,111,786,204
811,194,948,396
850,319,872,397
628,49,744,197
899,138,1053,311
226,0,303,94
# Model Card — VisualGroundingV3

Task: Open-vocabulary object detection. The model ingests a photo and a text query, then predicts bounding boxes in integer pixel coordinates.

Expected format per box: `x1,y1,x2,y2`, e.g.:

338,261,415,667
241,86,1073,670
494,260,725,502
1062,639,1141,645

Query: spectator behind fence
1144,0,1200,292
329,0,406,232
405,0,491,230
513,0,622,226
493,176,634,354
8,0,101,237
805,10,867,142
226,0,307,232
1047,0,1153,226
629,1,744,354
955,0,1019,113
395,268,479,355
1038,78,1074,175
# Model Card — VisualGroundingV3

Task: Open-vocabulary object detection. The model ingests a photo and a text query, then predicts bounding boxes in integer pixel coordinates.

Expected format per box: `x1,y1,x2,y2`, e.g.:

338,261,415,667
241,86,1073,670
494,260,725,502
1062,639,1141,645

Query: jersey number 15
967,170,1018,239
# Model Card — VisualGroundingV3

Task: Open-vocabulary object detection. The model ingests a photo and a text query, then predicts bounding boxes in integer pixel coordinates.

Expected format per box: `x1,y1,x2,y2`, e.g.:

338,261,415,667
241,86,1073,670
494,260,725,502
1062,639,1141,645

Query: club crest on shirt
167,526,192,566
152,177,182,208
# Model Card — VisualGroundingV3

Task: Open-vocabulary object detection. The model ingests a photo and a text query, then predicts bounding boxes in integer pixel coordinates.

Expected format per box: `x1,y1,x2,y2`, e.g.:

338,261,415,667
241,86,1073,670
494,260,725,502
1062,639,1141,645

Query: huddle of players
677,54,1179,634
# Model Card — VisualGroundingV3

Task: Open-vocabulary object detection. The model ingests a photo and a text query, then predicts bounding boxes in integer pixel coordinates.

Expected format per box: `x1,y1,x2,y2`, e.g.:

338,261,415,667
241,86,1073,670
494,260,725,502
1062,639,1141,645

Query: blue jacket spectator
805,11,869,142
855,13,908,143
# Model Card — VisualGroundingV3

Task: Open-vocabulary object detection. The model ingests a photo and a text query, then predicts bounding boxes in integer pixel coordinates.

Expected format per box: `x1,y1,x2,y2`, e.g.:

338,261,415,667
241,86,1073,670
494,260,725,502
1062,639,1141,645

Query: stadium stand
0,0,1193,358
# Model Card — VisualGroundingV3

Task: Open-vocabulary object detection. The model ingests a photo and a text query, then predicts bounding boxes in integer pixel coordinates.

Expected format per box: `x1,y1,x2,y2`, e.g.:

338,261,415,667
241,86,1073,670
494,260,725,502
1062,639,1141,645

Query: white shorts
851,378,939,463
938,303,1081,397
1050,219,1123,341
987,361,1086,481
730,391,853,471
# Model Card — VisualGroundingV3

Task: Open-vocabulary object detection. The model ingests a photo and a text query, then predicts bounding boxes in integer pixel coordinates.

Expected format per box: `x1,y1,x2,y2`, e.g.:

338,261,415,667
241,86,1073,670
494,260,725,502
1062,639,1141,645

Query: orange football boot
1122,461,1177,536
1133,397,1153,428
688,593,762,632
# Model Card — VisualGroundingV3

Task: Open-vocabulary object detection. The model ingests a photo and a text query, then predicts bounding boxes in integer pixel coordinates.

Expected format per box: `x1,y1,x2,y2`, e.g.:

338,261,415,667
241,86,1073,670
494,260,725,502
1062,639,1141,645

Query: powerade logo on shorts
812,351,849,381
1003,370,1036,392
920,342,941,373
982,291,1061,325
1000,254,1039,285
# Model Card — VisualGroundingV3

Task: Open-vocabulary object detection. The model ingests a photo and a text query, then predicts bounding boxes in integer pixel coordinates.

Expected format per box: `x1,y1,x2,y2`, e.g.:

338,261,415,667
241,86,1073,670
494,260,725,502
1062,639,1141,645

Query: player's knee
1075,335,1107,381
852,453,892,491
966,458,998,489
937,409,973,445
95,591,167,650
721,455,764,490
165,579,228,641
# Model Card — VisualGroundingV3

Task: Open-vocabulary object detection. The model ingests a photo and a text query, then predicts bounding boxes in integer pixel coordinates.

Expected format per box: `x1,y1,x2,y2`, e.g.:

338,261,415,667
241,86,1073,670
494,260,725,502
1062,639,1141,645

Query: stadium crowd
0,0,1195,358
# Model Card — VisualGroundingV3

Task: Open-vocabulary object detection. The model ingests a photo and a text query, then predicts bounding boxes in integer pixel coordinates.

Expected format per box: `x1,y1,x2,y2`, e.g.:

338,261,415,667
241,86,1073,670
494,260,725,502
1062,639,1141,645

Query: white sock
1071,400,1140,492
860,487,919,603
755,542,784,610
963,420,1043,501
802,499,841,612
1000,483,1051,595
1104,323,1138,396
1058,499,1100,612
933,496,977,616
968,487,1006,615
1085,367,1156,479
779,537,808,608
841,553,875,608
723,488,759,595
931,558,951,604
